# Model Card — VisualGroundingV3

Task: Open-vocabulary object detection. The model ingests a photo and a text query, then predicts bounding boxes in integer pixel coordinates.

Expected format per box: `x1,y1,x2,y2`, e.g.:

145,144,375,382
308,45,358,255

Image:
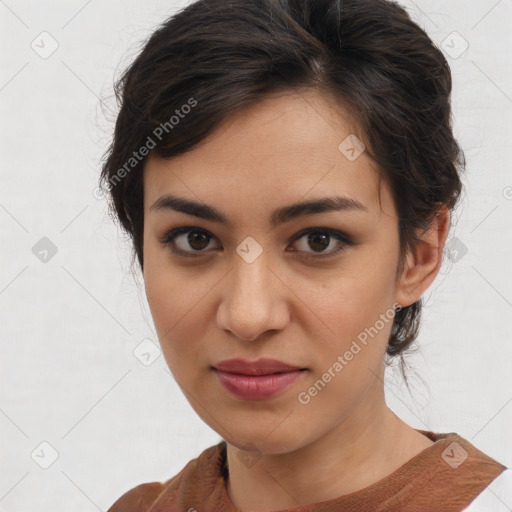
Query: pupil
189,231,209,250
309,233,329,252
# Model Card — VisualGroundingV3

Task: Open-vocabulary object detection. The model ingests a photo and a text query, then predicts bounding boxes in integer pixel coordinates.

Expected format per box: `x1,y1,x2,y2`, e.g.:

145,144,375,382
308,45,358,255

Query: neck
225,386,433,511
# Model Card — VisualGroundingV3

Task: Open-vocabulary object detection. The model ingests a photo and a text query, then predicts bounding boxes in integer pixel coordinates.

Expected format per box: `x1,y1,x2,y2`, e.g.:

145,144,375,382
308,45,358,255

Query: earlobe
395,205,451,307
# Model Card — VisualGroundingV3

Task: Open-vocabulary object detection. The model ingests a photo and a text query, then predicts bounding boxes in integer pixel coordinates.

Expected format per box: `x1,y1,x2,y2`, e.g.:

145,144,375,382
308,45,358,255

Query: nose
216,254,289,342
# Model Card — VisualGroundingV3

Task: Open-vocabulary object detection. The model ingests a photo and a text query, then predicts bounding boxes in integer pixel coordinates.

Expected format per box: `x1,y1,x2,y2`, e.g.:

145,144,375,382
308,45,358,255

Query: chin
221,422,311,456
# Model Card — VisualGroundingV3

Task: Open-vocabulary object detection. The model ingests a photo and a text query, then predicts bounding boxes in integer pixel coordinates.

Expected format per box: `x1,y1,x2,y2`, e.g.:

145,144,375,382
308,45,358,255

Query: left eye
290,229,351,258
161,227,354,259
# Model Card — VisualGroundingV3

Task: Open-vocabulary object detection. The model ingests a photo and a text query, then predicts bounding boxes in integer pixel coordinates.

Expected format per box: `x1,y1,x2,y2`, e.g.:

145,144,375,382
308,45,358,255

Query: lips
212,358,307,400
212,358,305,375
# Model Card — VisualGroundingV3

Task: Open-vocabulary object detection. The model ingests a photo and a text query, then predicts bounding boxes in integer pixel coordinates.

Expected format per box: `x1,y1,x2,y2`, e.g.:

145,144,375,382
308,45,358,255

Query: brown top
107,430,506,512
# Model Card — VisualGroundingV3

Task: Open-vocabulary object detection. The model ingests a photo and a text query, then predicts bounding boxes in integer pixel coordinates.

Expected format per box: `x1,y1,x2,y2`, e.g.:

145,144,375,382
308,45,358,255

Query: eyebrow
149,194,367,229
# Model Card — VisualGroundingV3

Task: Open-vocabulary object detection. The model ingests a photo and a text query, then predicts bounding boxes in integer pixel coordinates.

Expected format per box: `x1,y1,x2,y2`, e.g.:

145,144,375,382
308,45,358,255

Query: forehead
143,90,394,221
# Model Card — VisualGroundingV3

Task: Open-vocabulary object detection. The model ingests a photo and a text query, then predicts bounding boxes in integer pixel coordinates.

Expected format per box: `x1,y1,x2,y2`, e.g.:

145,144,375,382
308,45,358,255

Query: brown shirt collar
108,430,507,512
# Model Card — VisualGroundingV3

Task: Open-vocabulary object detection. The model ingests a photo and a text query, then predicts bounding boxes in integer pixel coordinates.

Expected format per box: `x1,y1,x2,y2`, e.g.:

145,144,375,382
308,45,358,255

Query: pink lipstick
212,358,307,400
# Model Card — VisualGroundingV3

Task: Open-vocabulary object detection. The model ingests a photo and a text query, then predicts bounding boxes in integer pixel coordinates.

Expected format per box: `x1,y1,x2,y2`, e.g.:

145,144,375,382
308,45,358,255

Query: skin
142,89,450,511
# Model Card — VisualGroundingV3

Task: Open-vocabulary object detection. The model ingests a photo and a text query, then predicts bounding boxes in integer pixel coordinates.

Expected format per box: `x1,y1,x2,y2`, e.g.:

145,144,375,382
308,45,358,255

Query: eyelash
159,226,354,260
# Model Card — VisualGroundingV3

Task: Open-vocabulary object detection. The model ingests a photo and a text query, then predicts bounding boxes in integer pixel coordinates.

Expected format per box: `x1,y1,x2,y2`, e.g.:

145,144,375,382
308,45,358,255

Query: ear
395,204,451,307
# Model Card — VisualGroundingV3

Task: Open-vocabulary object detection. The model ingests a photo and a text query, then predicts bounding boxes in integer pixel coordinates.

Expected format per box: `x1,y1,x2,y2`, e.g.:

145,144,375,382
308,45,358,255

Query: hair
99,0,464,374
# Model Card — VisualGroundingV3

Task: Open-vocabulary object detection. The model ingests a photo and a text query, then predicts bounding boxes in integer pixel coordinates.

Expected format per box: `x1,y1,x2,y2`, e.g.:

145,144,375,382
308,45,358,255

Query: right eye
160,227,219,257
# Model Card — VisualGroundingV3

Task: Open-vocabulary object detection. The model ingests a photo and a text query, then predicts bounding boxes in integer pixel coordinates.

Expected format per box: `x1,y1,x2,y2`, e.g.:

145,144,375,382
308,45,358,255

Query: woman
100,0,511,510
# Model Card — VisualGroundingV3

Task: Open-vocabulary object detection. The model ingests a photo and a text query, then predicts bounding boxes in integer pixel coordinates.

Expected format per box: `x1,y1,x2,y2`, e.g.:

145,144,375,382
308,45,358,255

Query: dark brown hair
99,0,464,368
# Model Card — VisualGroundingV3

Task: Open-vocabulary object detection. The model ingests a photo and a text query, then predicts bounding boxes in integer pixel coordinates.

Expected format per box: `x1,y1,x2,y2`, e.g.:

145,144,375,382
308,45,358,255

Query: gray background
1,0,511,510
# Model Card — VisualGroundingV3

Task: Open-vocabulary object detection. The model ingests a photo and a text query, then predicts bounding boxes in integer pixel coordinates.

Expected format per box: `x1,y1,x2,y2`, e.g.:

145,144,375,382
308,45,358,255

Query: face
142,89,405,454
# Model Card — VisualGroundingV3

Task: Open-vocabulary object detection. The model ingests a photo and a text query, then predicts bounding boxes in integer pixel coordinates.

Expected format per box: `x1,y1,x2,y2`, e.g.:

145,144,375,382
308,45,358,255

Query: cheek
143,239,187,332
305,265,394,340
298,251,397,379
295,283,394,420
144,263,175,331
143,258,214,373
143,253,186,346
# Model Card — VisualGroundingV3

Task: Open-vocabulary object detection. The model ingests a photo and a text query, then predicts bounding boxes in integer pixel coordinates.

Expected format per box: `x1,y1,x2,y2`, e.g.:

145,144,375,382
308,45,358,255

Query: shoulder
433,432,509,510
106,480,171,512
398,431,508,511
462,468,512,511
106,441,227,512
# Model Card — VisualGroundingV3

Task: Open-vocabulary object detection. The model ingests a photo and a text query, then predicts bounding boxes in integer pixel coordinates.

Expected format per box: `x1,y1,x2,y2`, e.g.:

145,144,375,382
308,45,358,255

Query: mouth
211,358,307,400
212,357,307,375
